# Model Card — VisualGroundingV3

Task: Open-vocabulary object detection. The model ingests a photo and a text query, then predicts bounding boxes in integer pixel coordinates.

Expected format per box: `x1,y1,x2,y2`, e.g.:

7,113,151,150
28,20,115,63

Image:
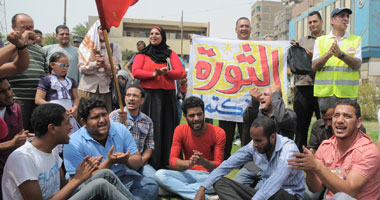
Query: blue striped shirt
202,134,305,200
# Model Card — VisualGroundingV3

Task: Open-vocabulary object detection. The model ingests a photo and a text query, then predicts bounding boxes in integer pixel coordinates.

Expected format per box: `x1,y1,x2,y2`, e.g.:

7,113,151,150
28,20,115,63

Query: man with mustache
195,116,304,200
154,96,226,199
312,8,362,109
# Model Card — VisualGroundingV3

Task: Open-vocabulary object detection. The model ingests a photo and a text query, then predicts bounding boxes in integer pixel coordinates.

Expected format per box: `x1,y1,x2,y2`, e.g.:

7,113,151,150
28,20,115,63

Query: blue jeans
138,163,157,179
233,167,262,189
70,169,133,200
154,169,213,200
119,168,158,200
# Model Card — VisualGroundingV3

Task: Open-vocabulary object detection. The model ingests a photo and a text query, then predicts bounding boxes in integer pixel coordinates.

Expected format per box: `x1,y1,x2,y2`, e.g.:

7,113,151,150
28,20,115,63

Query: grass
179,115,380,180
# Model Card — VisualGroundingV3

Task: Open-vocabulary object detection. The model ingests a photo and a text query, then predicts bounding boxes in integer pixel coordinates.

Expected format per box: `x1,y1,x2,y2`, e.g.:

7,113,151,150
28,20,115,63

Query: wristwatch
338,52,345,60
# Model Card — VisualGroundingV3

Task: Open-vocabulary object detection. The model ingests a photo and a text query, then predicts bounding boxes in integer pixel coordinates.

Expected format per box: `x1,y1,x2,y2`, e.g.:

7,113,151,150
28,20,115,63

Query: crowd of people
0,7,380,200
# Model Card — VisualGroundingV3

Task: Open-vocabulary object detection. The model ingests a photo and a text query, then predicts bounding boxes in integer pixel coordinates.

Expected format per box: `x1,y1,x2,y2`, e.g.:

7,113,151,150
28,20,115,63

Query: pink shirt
316,131,380,200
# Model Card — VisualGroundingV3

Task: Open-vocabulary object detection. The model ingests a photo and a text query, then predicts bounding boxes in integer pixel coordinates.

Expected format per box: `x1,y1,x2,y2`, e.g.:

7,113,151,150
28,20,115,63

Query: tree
122,48,135,61
42,33,58,46
72,22,89,37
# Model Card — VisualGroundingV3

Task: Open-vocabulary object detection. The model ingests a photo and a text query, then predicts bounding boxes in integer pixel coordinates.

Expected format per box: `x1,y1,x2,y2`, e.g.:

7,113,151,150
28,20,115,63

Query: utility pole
0,0,7,36
63,0,67,25
180,10,184,59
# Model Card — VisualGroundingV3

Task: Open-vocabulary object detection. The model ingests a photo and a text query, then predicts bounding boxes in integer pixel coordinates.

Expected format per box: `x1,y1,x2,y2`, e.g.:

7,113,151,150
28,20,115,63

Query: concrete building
273,6,292,40
88,16,210,62
251,0,285,40
288,0,380,83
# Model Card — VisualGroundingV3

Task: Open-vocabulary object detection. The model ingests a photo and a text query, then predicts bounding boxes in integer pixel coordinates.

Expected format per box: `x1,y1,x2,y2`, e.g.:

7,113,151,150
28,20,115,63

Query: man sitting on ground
63,97,158,200
195,116,304,200
154,96,226,199
289,100,380,200
109,84,156,178
2,103,133,200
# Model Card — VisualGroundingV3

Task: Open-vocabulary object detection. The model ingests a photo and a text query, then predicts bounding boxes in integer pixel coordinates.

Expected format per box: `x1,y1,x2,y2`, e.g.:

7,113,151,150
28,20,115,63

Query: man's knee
213,177,231,189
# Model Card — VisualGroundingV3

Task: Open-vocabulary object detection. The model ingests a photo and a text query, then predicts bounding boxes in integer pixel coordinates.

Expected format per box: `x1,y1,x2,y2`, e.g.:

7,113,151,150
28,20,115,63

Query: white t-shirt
2,141,62,200
0,107,5,119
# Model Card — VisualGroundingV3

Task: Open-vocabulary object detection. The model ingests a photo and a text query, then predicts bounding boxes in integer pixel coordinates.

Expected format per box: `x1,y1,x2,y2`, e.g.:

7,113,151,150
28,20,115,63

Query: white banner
188,35,290,122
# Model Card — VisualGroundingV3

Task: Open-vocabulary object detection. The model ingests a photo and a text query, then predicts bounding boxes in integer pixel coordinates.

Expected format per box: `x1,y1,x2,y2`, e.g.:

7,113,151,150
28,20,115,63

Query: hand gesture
288,146,317,172
190,150,205,166
22,31,36,45
96,54,105,68
160,67,169,76
73,156,98,182
249,87,261,102
290,39,297,46
7,31,25,48
107,145,130,165
305,48,313,59
117,110,127,124
11,129,29,148
67,107,77,118
270,84,281,94
329,39,341,58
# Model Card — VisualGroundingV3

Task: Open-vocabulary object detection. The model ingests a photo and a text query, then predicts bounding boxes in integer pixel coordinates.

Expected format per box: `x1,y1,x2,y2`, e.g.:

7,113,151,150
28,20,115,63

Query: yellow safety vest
314,34,362,98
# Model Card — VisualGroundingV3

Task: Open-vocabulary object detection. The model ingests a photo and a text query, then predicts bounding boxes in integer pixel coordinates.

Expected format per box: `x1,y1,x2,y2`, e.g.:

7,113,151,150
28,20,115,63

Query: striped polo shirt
7,43,48,100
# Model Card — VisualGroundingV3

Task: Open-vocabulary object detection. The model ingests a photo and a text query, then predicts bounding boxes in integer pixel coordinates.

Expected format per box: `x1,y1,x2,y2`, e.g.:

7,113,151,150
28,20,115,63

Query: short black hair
11,13,30,27
136,41,146,47
335,99,361,118
79,97,107,121
126,84,145,98
182,96,204,116
320,98,336,115
34,29,42,35
251,116,277,139
31,104,66,137
55,25,70,34
308,11,322,20
236,17,250,28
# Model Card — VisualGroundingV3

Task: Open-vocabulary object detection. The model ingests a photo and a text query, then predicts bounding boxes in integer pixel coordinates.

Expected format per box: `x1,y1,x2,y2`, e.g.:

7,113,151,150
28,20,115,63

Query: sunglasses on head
53,62,69,68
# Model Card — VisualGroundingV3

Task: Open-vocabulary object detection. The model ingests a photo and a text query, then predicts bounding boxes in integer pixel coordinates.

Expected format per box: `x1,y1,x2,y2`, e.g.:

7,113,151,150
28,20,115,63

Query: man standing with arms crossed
312,8,362,107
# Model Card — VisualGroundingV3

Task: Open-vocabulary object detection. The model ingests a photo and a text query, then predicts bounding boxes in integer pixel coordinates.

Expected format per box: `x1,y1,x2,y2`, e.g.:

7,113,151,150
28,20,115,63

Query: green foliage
358,83,379,120
122,48,136,61
72,22,89,37
42,33,58,46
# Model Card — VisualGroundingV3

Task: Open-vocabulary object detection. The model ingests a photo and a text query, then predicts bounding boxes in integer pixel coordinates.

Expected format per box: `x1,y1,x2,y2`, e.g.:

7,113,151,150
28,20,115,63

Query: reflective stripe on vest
314,34,362,98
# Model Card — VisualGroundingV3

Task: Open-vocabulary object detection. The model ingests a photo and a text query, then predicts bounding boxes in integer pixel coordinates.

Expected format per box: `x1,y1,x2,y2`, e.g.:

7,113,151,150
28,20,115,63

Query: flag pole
95,0,124,112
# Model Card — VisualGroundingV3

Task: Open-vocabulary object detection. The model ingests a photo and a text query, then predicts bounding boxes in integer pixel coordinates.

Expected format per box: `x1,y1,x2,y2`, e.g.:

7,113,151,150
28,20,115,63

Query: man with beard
289,100,380,200
43,25,80,83
0,78,32,184
195,116,304,200
234,84,297,187
154,96,226,199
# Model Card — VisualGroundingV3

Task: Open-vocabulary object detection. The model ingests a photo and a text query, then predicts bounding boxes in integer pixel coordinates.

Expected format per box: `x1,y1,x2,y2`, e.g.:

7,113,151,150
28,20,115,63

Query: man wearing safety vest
311,8,362,108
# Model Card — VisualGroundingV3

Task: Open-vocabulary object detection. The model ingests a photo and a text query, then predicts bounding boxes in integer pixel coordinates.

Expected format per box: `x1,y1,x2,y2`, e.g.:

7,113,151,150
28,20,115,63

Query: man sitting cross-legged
195,116,305,200
1,103,133,200
154,96,226,200
109,84,156,178
63,97,158,200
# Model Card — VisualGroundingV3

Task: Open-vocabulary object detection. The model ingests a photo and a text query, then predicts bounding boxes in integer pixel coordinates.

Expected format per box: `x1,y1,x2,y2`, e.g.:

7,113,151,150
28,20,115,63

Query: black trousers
214,177,297,200
293,86,320,151
219,120,243,160
15,99,37,132
141,89,179,169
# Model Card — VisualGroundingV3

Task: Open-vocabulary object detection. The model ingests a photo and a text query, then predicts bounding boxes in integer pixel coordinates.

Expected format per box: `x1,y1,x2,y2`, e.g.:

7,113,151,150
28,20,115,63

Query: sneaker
233,138,241,146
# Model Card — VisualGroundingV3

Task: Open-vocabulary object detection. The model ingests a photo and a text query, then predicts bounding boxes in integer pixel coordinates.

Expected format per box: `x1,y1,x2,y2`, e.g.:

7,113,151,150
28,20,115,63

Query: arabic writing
191,42,282,97
201,95,250,116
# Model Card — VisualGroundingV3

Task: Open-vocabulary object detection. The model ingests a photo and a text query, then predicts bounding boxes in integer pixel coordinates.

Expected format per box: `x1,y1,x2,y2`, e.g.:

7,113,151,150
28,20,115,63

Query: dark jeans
293,86,320,151
214,177,297,200
219,120,243,160
15,99,37,132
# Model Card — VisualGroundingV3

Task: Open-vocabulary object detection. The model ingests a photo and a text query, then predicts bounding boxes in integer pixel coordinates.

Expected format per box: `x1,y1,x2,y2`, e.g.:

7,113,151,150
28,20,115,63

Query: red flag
96,0,138,30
